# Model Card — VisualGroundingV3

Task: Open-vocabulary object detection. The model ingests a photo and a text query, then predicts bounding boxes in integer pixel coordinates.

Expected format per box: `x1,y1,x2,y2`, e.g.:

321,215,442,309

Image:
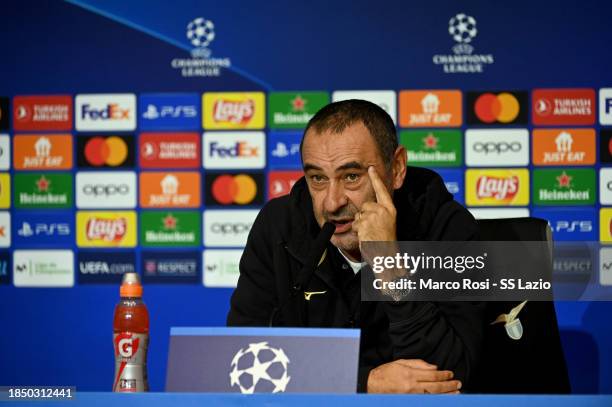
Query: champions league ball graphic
448,13,477,44
186,17,215,48
229,342,291,394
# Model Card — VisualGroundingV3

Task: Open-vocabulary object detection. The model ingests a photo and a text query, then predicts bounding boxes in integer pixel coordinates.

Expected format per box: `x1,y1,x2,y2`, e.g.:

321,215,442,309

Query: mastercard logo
212,174,257,204
468,91,527,125
474,93,519,123
206,173,264,206
85,137,127,166
77,135,135,168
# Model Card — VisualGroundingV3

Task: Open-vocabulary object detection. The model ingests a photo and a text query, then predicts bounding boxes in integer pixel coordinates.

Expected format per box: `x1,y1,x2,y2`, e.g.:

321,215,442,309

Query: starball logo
171,17,232,78
432,13,494,73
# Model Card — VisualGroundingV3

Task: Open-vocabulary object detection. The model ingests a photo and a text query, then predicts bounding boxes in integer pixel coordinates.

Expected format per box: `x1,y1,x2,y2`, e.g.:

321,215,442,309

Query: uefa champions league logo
229,342,291,394
432,12,494,73
448,13,477,54
186,17,215,58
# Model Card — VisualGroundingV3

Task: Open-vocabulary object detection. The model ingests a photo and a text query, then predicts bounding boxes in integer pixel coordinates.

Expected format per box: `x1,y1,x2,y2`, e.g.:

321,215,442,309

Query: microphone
269,222,335,327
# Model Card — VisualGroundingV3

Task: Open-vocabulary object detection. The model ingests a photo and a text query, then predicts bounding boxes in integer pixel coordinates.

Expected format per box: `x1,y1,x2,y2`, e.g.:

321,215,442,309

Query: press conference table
10,393,612,406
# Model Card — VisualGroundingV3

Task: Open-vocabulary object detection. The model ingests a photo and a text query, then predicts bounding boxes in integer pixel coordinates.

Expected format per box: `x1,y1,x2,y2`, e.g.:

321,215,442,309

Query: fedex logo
209,142,259,158
600,89,612,125
532,208,597,241
81,104,130,120
203,132,265,169
76,94,136,131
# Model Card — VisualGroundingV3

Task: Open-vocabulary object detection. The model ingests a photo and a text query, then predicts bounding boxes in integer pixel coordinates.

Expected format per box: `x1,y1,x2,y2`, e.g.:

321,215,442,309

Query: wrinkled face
301,122,401,260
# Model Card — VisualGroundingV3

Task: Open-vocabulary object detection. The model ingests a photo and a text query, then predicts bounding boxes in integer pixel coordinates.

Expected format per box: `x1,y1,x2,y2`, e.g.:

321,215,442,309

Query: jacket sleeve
383,201,485,388
226,206,278,326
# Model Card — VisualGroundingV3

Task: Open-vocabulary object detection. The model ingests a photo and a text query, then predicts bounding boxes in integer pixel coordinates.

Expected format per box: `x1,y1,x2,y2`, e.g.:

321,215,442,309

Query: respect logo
76,211,137,247
466,169,529,206
203,92,265,129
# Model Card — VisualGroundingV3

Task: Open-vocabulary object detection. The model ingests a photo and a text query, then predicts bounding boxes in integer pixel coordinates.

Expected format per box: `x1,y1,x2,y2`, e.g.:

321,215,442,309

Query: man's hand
352,166,397,245
367,359,461,394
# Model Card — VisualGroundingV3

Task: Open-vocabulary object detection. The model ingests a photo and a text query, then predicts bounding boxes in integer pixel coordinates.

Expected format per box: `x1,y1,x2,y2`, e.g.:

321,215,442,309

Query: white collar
337,248,366,275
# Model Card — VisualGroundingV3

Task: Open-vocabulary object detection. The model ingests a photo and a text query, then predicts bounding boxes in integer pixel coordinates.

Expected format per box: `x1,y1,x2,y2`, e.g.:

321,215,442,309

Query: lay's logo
77,211,137,247
203,92,265,129
476,176,519,201
466,169,529,206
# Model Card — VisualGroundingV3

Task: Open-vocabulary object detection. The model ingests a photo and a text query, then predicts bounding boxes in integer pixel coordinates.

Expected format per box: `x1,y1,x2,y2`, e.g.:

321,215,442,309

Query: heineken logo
534,169,595,205
141,211,200,247
400,130,462,167
15,173,73,208
268,92,329,129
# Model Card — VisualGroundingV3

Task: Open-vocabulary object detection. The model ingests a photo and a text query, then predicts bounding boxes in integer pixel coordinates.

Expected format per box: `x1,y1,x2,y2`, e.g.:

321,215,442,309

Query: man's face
301,122,394,260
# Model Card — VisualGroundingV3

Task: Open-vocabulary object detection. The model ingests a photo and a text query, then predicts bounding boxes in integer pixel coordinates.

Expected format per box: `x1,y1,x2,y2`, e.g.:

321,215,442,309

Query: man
227,99,484,393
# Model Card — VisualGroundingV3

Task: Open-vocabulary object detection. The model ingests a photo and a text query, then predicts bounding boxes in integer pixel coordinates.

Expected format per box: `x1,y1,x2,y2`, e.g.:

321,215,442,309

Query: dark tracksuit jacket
227,166,485,392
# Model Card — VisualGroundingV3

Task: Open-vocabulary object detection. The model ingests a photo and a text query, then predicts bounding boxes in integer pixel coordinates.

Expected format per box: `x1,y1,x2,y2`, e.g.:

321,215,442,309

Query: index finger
368,166,394,210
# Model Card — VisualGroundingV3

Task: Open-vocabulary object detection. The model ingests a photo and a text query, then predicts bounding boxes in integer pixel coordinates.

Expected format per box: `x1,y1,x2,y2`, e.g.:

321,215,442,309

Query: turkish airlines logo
205,173,264,206
268,171,303,200
77,135,135,168
139,172,201,208
532,89,595,125
14,135,73,170
75,94,136,131
203,132,265,169
13,95,72,131
139,132,200,169
76,172,137,209
467,91,527,125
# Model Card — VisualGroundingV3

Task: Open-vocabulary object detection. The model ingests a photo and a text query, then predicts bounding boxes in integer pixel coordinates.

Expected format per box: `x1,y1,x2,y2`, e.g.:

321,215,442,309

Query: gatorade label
113,332,149,392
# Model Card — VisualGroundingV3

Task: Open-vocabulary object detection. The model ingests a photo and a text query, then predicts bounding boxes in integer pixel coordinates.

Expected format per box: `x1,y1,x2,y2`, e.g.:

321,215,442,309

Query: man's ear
391,146,407,190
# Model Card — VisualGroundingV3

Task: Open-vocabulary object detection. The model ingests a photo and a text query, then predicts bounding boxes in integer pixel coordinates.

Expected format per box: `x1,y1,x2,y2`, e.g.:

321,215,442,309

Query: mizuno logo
304,291,327,301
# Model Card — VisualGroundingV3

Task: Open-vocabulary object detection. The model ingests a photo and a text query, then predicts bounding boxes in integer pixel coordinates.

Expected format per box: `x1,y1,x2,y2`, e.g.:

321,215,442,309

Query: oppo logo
473,142,522,154
83,183,130,196
211,222,252,235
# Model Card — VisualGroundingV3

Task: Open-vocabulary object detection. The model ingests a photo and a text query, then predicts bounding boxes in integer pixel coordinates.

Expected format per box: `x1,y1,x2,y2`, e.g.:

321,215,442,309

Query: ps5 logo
17,222,71,237
142,104,197,120
553,220,592,233
271,142,300,158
